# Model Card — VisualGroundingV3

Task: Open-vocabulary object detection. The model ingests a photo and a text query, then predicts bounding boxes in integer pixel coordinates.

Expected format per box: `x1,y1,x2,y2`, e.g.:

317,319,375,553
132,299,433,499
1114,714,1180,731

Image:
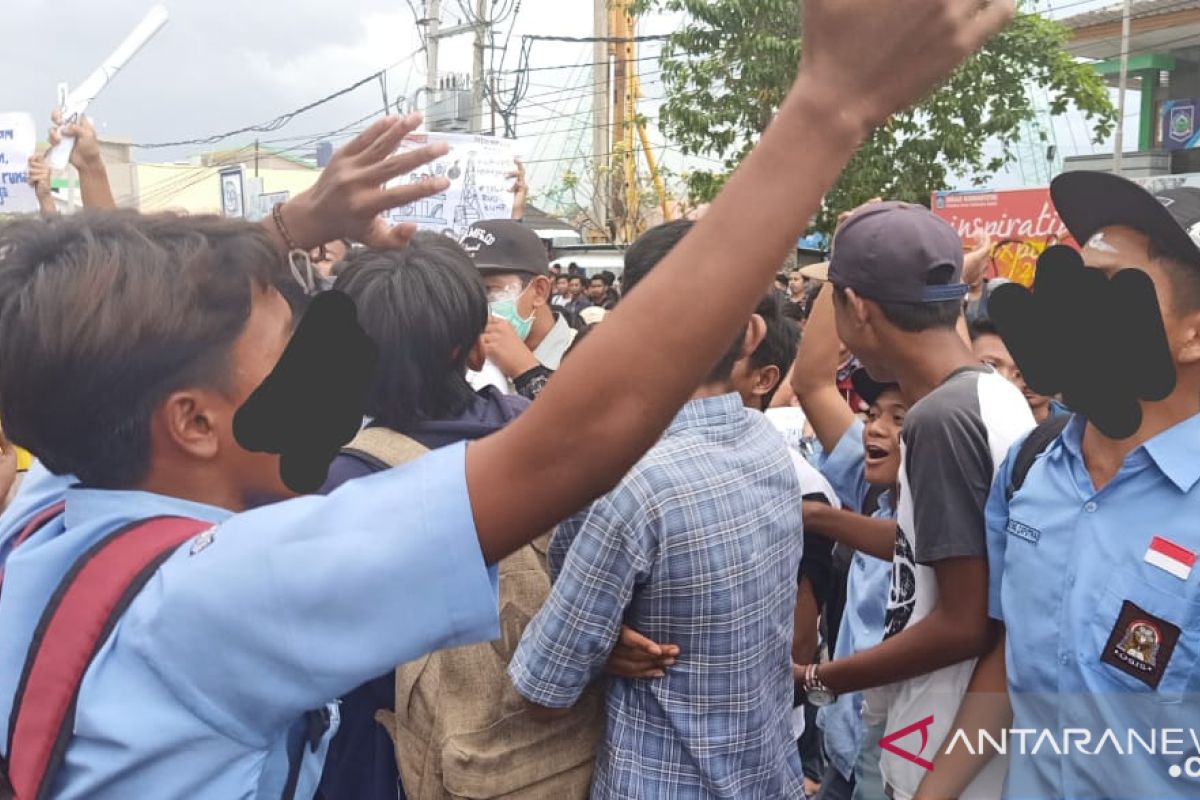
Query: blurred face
863,388,907,486
568,277,584,298
483,272,546,319
789,271,807,297
555,277,569,296
212,286,295,500
588,279,607,302
1083,226,1198,356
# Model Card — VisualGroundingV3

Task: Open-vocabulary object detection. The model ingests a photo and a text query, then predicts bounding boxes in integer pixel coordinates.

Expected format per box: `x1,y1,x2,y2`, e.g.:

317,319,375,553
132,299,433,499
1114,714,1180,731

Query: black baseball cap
851,367,899,407
828,202,968,304
459,219,550,277
1051,171,1200,266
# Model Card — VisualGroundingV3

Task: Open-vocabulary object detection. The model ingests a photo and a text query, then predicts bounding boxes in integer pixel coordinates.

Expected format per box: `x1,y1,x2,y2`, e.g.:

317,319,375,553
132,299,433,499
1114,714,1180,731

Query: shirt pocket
1087,566,1200,701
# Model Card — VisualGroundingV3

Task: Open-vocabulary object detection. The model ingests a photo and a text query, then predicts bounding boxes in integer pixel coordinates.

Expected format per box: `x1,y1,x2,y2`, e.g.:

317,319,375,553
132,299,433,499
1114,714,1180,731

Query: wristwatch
803,663,837,707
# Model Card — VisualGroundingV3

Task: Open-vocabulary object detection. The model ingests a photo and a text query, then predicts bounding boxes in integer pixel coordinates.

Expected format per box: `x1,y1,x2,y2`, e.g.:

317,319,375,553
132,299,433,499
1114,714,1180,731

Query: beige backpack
342,428,605,800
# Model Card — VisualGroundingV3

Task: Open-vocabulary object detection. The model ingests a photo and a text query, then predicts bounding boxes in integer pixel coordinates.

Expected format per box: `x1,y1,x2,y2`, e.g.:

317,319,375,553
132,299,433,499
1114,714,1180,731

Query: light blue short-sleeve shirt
814,421,894,782
0,443,499,799
988,414,1200,798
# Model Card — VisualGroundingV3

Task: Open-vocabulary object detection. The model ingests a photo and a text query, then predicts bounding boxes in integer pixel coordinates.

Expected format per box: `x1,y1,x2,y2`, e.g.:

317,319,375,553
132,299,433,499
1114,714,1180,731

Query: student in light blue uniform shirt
791,289,907,800
0,58,957,798
918,173,1200,799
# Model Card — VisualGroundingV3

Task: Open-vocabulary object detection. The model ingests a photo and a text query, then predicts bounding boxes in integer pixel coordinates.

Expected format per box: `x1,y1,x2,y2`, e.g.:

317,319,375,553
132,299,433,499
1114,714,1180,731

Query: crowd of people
1,1,1199,799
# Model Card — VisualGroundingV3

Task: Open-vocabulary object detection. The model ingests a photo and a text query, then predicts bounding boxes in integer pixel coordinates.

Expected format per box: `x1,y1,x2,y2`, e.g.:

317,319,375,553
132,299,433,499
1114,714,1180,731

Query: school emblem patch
1100,601,1180,690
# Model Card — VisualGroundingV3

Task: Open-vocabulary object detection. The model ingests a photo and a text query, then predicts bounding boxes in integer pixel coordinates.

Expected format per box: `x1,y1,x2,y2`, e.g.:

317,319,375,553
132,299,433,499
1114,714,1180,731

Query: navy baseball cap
1051,171,1200,267
828,202,968,304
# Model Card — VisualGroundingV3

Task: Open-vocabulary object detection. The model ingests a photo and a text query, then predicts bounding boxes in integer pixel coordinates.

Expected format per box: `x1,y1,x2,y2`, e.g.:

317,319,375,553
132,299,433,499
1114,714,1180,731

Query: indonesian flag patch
1144,537,1196,581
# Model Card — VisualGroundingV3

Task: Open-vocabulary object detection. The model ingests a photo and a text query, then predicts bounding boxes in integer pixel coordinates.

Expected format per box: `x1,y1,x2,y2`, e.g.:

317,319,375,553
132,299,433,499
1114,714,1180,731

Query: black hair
622,219,694,296
749,294,800,408
0,211,282,488
967,318,1001,342
1147,240,1200,313
588,275,605,286
833,279,962,333
782,301,807,323
622,219,746,382
568,274,585,285
334,233,488,434
600,270,616,287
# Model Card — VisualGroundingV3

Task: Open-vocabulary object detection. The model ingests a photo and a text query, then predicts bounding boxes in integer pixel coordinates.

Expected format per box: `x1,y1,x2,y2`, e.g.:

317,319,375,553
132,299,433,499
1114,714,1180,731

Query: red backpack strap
2,515,212,800
0,502,68,591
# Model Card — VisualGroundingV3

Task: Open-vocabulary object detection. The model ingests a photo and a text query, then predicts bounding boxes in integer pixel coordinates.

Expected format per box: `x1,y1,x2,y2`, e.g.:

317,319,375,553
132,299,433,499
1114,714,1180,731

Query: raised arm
49,112,116,210
792,286,856,453
465,0,1014,563
27,155,58,216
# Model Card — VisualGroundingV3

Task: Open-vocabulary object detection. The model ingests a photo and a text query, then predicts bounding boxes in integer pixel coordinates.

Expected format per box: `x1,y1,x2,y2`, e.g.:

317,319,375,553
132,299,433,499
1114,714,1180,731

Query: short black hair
622,219,746,383
588,276,605,286
0,211,282,488
967,318,1001,342
600,270,616,287
622,219,694,297
834,284,962,333
749,294,800,408
568,274,585,285
1147,240,1200,313
334,233,487,433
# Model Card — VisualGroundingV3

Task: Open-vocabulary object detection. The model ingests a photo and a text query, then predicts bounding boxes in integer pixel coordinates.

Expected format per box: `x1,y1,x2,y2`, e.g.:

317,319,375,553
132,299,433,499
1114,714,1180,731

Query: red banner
931,188,1076,287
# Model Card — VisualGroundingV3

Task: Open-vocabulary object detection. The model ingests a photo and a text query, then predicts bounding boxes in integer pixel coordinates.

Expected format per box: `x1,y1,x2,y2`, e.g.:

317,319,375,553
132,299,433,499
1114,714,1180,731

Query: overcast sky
3,0,1125,198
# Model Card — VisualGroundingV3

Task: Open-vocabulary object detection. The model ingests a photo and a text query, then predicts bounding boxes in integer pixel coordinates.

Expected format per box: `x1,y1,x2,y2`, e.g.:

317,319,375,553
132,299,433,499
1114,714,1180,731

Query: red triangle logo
879,715,936,772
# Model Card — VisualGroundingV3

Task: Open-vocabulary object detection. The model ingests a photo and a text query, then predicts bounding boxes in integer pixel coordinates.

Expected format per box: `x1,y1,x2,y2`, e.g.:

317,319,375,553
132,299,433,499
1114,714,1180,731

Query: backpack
1004,414,1072,503
341,428,604,800
0,505,211,800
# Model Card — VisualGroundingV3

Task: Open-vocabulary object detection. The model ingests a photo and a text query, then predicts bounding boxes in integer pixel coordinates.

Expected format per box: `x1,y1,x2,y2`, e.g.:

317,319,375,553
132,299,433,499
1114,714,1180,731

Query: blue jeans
815,762,856,800
852,721,887,800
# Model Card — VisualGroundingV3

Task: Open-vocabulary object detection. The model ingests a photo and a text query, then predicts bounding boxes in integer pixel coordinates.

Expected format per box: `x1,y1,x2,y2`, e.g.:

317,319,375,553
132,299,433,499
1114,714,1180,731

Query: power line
132,49,423,150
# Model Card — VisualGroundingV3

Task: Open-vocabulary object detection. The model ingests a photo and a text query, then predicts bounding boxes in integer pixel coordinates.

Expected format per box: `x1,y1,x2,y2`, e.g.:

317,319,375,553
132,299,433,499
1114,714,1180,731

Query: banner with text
384,132,517,239
0,113,39,215
932,188,1074,288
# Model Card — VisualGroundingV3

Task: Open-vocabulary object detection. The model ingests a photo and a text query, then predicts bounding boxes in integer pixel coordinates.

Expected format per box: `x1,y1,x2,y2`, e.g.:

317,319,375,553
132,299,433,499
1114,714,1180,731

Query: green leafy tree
653,0,1116,233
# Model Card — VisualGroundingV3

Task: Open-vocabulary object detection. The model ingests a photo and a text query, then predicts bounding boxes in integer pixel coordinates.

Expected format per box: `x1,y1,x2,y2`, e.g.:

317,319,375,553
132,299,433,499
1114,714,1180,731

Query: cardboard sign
0,113,39,214
384,132,518,239
932,188,1075,287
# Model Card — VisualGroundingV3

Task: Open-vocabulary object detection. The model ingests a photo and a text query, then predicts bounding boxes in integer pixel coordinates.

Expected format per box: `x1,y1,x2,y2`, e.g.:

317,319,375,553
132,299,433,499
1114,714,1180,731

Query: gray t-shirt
875,366,1034,799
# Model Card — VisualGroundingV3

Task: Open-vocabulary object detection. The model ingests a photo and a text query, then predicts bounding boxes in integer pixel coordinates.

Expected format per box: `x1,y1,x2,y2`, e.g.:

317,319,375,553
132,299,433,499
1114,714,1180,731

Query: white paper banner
0,113,39,214
384,132,518,239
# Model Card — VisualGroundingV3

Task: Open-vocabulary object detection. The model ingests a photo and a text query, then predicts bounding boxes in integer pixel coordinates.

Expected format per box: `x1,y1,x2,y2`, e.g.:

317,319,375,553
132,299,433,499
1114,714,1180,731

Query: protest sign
932,187,1074,288
0,113,39,215
384,132,518,239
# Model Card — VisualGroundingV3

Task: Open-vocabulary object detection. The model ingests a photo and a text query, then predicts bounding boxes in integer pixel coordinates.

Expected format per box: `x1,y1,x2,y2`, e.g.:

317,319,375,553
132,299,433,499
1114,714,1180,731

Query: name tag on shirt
1006,519,1041,545
1144,537,1196,581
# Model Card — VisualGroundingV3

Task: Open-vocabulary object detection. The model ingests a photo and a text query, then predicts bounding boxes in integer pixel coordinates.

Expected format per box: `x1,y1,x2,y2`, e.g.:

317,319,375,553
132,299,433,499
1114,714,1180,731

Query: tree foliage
653,0,1116,233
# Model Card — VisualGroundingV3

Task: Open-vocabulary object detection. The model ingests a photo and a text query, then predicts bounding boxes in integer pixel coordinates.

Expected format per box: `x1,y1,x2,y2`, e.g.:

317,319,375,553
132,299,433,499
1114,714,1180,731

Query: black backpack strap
1005,414,1071,502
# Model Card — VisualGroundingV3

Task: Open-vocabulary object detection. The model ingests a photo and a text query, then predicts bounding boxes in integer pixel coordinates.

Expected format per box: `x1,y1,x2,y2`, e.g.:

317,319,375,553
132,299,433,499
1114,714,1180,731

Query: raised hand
508,158,528,221
801,0,1015,130
49,110,104,173
278,114,451,252
27,155,52,198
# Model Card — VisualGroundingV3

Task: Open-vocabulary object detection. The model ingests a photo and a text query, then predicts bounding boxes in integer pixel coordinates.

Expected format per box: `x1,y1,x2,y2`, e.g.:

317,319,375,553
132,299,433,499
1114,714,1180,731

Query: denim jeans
852,721,887,800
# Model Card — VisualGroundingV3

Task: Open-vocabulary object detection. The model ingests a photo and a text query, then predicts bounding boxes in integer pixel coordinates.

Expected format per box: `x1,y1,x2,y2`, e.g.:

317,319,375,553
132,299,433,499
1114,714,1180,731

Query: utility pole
1114,0,1132,174
426,0,441,99
611,0,628,242
592,0,610,238
471,0,488,133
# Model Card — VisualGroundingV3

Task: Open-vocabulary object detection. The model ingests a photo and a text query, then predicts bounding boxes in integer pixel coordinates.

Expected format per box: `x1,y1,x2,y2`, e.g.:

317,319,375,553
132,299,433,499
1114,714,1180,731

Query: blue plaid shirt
509,394,806,799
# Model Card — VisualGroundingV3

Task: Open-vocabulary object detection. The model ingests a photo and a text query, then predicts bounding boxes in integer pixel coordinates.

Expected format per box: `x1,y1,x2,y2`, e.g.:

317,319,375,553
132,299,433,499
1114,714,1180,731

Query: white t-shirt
876,367,1033,800
468,315,578,395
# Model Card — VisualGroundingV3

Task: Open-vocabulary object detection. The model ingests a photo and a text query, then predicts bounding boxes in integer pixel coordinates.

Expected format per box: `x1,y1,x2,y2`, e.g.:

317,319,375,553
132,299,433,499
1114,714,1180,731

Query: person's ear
843,288,873,329
752,364,782,400
468,338,486,372
529,276,552,308
155,390,223,461
1176,310,1200,367
741,314,768,359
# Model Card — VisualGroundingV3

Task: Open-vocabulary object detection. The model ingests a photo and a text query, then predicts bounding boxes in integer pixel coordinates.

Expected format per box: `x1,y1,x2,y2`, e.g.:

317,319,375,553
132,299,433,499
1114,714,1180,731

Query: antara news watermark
881,716,1200,780
944,727,1200,779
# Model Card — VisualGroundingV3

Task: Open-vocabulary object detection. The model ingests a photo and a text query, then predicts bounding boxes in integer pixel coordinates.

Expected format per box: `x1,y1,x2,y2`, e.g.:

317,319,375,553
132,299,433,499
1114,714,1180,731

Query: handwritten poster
384,132,518,239
0,113,39,215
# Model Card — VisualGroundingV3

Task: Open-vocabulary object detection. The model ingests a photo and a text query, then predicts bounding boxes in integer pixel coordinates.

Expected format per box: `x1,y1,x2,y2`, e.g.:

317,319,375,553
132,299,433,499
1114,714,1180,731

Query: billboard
932,188,1074,287
1162,99,1200,151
